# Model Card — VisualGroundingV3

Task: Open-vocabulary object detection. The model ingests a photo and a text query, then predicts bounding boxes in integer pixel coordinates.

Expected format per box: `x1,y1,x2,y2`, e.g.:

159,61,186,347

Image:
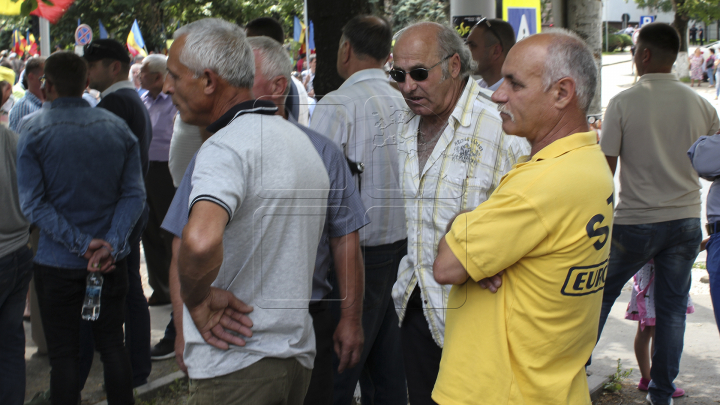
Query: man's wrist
183,286,211,310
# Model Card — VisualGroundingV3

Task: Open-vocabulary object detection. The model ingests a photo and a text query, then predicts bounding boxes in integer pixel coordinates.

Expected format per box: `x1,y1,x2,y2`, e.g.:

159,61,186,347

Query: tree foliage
391,0,448,29
2,0,304,52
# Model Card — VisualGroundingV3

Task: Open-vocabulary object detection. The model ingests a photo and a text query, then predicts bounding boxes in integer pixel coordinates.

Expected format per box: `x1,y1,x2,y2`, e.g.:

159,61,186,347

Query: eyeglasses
474,17,503,48
389,55,452,83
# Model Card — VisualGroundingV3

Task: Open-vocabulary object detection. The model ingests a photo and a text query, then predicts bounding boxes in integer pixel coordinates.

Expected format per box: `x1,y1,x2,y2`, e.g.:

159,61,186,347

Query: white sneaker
646,393,673,405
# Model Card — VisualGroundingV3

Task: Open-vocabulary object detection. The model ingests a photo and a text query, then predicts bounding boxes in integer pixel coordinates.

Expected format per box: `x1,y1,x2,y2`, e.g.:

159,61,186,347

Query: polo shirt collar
101,80,136,98
636,73,677,83
206,99,278,133
531,131,597,162
142,91,169,102
339,68,388,90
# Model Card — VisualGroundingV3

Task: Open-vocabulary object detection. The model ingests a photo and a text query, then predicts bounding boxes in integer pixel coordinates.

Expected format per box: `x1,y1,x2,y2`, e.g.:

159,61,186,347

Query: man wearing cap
82,38,153,388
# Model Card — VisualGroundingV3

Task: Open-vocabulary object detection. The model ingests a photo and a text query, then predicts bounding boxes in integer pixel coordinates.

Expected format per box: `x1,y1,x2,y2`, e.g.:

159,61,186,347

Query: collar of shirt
526,131,597,164
401,77,477,131
50,97,90,110
23,91,43,108
339,68,389,90
206,99,278,133
477,77,504,92
142,91,170,103
101,80,136,98
636,73,678,84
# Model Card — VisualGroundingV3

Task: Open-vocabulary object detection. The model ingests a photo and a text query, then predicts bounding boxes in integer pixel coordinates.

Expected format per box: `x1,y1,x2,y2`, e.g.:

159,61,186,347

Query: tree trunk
672,1,690,79
308,0,371,98
566,0,603,115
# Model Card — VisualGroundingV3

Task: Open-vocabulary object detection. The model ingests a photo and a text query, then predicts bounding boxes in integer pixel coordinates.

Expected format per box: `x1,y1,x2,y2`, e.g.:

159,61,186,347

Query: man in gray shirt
0,124,32,405
165,19,329,404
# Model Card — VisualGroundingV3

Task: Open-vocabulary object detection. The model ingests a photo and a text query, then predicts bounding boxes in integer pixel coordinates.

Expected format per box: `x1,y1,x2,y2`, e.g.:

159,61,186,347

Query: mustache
497,103,516,123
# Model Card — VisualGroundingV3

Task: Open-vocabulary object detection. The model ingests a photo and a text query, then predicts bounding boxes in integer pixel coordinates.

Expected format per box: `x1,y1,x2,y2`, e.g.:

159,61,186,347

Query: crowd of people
0,15,718,405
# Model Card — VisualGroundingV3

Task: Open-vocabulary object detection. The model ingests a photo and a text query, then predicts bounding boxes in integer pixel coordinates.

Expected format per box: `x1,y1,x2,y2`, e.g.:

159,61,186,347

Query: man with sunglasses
82,38,153,389
390,22,529,405
465,18,516,92
310,15,408,405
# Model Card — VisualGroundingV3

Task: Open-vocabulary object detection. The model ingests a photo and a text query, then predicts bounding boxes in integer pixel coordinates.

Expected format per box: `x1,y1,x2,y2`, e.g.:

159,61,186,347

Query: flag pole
304,0,309,54
40,17,50,56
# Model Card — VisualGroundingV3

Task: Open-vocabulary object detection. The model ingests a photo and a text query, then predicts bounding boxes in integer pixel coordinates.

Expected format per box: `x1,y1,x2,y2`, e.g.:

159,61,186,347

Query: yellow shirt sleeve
445,190,549,281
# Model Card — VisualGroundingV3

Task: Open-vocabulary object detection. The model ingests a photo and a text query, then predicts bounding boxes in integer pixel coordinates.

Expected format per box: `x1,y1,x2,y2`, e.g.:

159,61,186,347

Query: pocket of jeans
614,225,653,256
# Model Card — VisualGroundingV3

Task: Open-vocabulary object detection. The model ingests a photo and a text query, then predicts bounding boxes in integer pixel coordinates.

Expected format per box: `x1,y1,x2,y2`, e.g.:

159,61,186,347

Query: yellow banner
0,0,22,15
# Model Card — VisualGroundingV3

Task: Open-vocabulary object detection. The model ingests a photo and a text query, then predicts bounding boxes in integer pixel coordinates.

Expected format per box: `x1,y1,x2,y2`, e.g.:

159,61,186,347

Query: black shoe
150,338,176,360
147,294,171,306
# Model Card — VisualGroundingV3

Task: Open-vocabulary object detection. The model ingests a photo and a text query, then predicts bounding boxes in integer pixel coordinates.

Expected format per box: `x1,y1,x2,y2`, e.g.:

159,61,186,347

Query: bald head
512,31,597,112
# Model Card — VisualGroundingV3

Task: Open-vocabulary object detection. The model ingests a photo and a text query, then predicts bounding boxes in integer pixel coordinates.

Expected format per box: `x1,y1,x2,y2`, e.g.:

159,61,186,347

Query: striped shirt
8,91,41,132
311,68,407,247
392,78,530,347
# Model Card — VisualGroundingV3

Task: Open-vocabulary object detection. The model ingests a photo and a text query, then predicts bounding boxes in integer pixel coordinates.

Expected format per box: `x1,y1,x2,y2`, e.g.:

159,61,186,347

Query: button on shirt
392,78,530,347
311,68,407,247
142,91,177,162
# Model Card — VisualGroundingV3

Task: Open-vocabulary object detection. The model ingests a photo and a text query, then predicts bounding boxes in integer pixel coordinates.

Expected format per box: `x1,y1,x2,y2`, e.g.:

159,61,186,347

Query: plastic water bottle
81,272,103,321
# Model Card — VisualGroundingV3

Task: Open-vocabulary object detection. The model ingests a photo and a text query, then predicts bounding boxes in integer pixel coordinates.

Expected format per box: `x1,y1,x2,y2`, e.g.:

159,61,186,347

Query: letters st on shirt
560,258,608,296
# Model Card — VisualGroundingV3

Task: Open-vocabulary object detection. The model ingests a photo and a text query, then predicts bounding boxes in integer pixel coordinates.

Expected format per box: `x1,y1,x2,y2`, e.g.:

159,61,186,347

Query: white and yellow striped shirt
392,78,530,347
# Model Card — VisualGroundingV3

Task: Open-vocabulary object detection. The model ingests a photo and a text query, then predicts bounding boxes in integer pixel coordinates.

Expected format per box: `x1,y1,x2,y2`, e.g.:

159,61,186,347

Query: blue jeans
329,239,408,405
597,218,701,405
0,245,33,405
715,71,720,98
706,231,720,334
707,68,716,86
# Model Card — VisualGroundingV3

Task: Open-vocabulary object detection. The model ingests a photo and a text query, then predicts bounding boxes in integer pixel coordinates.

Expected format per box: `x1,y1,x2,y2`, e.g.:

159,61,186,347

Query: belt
707,222,720,236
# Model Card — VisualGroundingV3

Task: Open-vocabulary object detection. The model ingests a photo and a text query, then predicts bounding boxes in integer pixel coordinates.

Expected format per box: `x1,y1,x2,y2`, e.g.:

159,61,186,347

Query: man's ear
490,43,503,62
111,60,122,77
272,75,288,97
340,41,351,65
641,47,651,66
202,68,218,95
449,53,461,78
553,76,577,110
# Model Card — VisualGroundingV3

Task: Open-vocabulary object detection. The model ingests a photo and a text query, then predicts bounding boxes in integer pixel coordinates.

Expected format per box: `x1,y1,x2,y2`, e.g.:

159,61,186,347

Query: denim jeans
596,218,701,405
0,245,33,405
707,68,716,86
716,71,720,98
705,231,720,334
329,239,408,405
34,261,134,405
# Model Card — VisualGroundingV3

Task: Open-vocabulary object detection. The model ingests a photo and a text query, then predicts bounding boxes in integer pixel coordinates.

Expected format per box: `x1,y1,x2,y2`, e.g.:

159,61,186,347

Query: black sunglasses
474,17,503,48
389,55,452,83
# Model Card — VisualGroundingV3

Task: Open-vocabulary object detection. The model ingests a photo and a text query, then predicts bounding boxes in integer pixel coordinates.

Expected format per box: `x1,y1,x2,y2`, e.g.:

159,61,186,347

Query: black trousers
142,161,176,302
34,261,134,405
401,286,442,405
303,300,334,405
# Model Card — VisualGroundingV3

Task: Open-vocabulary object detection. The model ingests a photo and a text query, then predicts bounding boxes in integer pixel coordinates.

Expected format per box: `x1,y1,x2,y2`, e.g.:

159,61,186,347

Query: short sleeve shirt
433,132,614,405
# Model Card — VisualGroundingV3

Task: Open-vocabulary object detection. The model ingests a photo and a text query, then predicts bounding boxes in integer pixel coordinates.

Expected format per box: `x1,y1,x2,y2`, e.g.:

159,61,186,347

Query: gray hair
142,54,168,79
539,29,597,112
174,18,254,89
247,36,293,89
396,22,476,80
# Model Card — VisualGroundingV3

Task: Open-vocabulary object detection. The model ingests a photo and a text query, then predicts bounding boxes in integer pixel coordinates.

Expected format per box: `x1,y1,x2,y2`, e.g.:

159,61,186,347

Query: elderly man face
392,25,457,118
466,25,493,75
130,63,142,89
164,35,211,126
491,35,555,143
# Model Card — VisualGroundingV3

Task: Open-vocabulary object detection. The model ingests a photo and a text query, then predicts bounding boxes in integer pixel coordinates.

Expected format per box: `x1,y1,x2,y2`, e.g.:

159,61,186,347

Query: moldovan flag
12,30,26,57
27,31,39,56
127,20,147,57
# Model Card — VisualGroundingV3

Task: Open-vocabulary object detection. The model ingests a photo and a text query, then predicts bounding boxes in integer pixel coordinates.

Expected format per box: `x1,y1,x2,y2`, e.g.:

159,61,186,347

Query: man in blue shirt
17,51,144,405
8,57,44,131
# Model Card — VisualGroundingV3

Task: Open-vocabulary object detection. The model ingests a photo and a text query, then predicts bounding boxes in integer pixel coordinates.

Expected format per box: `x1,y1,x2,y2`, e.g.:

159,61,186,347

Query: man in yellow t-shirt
431,31,614,404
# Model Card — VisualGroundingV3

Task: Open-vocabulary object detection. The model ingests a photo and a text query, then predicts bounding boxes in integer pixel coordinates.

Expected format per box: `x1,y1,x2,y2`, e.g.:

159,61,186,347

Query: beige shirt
601,73,719,225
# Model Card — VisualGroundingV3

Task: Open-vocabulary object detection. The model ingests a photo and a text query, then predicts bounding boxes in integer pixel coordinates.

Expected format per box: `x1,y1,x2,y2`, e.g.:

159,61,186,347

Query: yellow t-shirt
433,131,614,405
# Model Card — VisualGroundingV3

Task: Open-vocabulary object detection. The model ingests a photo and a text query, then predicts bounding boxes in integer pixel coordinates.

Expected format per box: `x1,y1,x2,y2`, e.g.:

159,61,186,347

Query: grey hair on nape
538,29,597,112
247,36,293,93
174,18,255,89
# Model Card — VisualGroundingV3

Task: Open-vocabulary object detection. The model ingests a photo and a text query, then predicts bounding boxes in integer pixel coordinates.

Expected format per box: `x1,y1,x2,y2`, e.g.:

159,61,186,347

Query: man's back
184,113,329,379
17,98,145,268
311,68,406,247
99,87,153,174
601,73,720,224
